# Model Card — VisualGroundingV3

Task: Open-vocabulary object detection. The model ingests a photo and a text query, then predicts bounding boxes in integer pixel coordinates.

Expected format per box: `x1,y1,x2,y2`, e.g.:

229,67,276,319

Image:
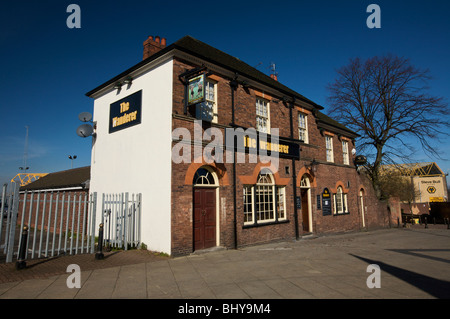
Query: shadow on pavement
350,254,450,299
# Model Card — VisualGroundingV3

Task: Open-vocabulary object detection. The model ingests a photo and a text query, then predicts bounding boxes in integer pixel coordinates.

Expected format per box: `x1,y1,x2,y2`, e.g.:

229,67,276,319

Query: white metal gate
0,183,97,263
101,193,142,250
1,184,142,264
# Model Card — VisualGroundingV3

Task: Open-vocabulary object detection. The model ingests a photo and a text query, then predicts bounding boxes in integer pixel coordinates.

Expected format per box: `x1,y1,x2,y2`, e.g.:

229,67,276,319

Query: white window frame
243,172,286,225
276,186,286,220
243,186,253,224
342,140,349,165
298,113,308,143
205,80,218,123
333,186,348,215
256,98,270,133
326,135,334,162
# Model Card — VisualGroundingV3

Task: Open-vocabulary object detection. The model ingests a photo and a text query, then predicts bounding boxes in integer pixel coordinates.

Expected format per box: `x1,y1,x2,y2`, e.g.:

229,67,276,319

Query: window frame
325,135,334,162
243,172,287,226
342,140,349,165
333,186,348,215
205,80,218,123
193,167,218,186
298,113,308,143
256,97,270,133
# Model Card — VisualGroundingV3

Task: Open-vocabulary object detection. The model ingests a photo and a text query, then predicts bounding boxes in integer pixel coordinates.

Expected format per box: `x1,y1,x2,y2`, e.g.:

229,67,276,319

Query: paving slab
0,227,449,301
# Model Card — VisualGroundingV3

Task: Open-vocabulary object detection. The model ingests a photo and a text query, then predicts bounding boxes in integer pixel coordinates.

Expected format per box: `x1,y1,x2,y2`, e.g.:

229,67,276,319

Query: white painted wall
90,58,173,254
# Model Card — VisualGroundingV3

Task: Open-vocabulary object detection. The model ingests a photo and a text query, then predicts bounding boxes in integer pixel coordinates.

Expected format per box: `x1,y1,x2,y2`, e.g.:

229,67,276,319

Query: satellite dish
76,124,94,138
78,112,93,122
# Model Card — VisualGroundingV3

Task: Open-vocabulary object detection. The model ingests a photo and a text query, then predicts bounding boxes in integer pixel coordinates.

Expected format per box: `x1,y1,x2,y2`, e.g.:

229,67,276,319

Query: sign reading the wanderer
109,90,142,133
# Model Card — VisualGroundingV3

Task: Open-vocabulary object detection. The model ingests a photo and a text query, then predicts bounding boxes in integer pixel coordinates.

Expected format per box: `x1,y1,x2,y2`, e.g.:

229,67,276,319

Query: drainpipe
230,76,239,249
288,99,300,240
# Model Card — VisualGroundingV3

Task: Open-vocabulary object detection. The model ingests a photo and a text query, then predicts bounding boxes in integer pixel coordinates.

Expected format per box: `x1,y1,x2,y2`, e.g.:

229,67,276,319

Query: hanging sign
188,74,205,106
109,90,142,133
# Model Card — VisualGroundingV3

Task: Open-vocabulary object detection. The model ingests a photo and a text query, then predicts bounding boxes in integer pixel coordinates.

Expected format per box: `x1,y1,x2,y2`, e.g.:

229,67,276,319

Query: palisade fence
101,193,142,251
0,183,142,264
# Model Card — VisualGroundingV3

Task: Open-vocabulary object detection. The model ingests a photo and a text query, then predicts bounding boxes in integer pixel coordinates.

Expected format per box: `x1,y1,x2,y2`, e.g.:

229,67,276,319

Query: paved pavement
0,225,449,300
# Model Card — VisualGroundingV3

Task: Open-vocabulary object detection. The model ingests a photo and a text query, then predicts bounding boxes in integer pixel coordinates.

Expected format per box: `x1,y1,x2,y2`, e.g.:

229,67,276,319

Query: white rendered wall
90,58,173,254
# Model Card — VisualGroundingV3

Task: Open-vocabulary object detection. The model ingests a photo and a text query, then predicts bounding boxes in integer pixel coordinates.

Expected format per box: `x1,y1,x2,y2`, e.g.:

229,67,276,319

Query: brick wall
170,57,389,256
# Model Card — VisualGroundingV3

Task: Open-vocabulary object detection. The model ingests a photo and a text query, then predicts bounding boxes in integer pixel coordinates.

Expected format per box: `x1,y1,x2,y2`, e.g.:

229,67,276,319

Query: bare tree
378,170,420,212
327,55,449,195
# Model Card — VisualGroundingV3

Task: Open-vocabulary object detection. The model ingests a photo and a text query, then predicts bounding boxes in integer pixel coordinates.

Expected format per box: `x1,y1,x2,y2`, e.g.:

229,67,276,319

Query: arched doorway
193,167,218,250
300,175,312,233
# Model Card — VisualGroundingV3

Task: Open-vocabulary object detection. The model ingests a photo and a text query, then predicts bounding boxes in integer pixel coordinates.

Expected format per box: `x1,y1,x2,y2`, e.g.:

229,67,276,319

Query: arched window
243,170,286,225
193,167,216,186
300,176,310,188
256,172,275,222
333,186,348,214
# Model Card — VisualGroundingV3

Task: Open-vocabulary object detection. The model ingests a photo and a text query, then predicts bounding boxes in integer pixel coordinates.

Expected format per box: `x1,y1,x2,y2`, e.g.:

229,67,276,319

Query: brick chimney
270,74,278,81
143,35,167,60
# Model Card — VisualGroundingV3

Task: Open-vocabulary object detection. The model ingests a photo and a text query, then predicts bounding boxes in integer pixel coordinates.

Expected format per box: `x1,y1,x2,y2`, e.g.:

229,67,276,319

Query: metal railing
101,193,142,250
1,186,142,264
1,183,97,263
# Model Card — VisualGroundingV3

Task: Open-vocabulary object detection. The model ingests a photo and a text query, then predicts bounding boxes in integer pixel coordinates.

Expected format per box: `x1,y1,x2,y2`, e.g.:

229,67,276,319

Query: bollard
95,223,104,260
424,216,428,229
397,217,400,228
16,226,28,270
447,218,450,230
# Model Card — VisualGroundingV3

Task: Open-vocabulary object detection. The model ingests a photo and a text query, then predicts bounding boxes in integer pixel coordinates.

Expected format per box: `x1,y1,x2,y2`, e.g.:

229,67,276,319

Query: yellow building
381,162,448,203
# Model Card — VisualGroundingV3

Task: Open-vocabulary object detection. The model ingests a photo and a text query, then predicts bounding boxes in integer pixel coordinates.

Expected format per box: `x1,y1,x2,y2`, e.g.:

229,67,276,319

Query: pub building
86,35,389,256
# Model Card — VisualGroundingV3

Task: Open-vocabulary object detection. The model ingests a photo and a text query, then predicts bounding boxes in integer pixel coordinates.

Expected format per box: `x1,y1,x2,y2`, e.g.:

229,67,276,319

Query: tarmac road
0,225,449,300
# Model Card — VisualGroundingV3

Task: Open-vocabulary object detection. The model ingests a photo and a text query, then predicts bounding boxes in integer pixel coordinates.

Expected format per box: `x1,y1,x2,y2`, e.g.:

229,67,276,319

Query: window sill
333,212,350,216
243,219,290,229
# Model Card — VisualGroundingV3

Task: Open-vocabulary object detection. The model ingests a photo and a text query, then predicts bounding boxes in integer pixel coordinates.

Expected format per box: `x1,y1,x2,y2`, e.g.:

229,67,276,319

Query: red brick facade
170,57,389,256
85,35,390,256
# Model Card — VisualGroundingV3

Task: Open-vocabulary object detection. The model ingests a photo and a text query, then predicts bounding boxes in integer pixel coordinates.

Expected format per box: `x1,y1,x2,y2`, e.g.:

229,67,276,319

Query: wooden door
193,188,216,250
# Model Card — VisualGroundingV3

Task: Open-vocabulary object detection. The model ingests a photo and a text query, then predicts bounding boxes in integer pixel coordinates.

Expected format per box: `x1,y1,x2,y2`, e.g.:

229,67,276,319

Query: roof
86,35,361,136
315,111,359,137
20,166,90,191
86,35,321,109
381,162,444,177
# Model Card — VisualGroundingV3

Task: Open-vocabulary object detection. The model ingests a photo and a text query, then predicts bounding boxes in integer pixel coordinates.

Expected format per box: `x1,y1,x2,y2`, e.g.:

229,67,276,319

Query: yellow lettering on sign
112,111,138,128
242,136,290,154
120,102,130,113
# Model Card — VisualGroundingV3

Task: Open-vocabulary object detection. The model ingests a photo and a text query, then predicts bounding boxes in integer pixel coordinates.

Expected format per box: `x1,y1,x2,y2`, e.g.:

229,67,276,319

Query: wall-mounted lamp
113,82,122,90
123,76,133,85
309,159,319,173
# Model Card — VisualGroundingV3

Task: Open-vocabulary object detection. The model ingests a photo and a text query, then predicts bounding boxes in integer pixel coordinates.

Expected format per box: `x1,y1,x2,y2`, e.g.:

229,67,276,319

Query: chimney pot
270,74,278,81
143,35,167,60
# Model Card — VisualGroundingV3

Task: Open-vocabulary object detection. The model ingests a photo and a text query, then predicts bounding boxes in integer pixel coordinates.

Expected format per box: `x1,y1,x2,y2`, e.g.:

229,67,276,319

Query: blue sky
1,0,449,187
